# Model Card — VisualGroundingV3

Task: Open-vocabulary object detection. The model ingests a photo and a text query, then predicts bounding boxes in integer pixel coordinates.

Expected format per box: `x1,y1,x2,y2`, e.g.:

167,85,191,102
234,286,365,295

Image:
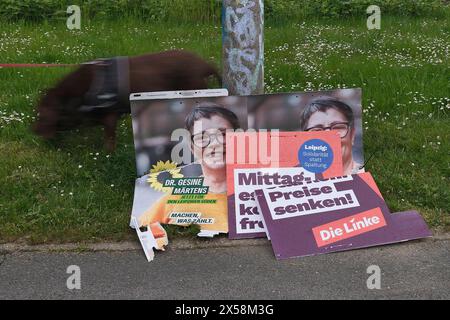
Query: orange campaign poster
226,131,344,239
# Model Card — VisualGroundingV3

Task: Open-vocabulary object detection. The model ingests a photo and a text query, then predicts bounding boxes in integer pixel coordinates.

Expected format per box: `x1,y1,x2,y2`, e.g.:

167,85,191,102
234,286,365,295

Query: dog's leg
102,112,119,152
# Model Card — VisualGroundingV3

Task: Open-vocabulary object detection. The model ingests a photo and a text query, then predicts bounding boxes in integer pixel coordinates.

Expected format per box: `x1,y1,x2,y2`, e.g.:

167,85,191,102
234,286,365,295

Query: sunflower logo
147,160,184,192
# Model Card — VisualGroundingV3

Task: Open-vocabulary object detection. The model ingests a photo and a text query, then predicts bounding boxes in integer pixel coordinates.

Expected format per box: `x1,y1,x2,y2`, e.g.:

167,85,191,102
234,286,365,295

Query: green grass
0,14,449,243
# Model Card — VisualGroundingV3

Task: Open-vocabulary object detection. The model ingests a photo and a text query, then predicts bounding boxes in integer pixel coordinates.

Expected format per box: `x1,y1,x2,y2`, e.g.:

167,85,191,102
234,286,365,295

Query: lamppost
222,0,264,95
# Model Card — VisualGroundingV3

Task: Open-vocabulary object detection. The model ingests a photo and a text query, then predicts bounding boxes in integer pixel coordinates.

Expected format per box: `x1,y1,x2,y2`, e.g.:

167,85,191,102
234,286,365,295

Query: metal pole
222,0,264,96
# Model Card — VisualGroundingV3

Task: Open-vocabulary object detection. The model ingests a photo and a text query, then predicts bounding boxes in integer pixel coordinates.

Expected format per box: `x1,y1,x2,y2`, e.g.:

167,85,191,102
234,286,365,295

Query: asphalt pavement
0,238,448,300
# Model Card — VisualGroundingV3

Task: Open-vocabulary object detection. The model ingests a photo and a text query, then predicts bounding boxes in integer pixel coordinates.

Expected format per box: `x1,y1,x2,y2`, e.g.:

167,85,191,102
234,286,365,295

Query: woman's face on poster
305,108,355,166
191,115,233,170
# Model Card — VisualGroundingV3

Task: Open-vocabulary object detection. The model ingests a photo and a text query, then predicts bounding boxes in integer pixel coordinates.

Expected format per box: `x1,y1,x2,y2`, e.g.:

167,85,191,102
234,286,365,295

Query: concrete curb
0,233,448,254
0,237,270,253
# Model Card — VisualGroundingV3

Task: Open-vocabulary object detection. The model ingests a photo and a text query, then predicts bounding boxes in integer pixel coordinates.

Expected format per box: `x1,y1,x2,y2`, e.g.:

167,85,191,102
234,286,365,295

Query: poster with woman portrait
247,88,364,176
130,94,247,237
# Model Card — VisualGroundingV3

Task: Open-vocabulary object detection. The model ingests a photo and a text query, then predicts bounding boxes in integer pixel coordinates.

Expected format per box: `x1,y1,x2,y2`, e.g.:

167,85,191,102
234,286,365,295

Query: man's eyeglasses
305,122,350,138
192,128,227,148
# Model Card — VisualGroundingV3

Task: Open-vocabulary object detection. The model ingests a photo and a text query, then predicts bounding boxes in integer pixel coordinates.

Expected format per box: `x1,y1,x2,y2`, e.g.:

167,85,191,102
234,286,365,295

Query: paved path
0,239,448,299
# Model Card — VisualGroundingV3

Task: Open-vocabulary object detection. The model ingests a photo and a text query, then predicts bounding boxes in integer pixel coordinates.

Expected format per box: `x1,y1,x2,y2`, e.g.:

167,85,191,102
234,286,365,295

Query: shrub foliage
0,0,446,22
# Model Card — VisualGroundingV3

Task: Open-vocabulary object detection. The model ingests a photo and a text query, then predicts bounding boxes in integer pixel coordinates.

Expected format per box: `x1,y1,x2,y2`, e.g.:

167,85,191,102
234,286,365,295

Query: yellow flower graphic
147,160,183,192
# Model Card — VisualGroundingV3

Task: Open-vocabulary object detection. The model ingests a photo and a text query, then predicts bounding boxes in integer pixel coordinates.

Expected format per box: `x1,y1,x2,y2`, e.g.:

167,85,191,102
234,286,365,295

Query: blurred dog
32,50,221,151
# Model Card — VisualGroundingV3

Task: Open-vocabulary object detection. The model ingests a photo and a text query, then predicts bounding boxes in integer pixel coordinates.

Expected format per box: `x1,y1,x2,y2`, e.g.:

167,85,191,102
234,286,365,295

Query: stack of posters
129,88,431,261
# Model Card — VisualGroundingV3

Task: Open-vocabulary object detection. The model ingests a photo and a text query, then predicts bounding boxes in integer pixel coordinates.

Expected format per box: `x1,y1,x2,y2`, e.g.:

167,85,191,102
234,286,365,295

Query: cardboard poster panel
255,171,432,259
247,88,364,176
226,131,344,239
130,94,247,236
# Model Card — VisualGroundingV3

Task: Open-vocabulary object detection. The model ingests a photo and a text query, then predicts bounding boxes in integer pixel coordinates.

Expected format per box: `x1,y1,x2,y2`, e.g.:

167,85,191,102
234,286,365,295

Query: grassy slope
0,15,448,243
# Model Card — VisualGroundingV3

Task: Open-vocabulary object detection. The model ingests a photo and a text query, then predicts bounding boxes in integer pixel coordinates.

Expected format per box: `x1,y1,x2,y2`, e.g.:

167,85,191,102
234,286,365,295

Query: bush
0,0,222,22
299,0,445,18
0,0,59,20
0,0,447,22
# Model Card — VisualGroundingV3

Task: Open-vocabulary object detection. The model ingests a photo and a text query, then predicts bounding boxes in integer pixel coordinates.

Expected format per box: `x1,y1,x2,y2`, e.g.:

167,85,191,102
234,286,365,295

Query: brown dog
33,50,221,151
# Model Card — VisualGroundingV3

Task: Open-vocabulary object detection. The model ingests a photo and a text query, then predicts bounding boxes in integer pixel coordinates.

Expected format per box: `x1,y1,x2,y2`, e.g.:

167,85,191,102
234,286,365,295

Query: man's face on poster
305,108,355,166
191,115,233,170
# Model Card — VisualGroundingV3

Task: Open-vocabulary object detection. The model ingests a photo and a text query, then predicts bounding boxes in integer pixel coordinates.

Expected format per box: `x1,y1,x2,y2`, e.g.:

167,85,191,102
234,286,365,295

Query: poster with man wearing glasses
130,97,247,236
